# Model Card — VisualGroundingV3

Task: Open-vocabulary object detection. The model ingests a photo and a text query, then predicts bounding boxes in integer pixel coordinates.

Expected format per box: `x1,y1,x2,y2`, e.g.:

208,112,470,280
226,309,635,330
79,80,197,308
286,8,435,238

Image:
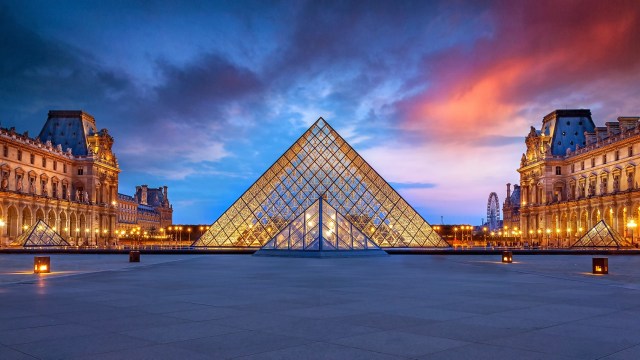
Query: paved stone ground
0,254,639,359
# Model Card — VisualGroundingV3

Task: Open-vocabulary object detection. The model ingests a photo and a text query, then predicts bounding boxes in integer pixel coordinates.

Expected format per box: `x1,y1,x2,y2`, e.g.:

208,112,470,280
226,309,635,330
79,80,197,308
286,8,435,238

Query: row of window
559,146,635,175
2,144,74,174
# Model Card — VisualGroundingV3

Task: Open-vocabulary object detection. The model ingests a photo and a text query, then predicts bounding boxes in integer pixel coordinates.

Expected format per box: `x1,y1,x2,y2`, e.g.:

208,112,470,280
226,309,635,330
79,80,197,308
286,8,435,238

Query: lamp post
483,227,487,246
627,219,637,247
0,218,5,247
187,227,192,243
546,228,551,248
454,227,458,241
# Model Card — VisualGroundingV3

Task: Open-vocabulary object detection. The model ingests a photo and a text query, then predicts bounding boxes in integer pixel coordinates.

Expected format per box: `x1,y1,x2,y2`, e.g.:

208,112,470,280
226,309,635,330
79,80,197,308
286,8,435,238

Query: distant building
502,183,520,232
519,109,640,247
117,185,172,233
0,110,120,246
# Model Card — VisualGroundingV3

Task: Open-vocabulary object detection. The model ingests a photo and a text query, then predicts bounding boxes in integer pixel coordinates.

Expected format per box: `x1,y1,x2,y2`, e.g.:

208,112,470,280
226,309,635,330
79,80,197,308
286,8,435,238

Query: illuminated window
17,150,22,161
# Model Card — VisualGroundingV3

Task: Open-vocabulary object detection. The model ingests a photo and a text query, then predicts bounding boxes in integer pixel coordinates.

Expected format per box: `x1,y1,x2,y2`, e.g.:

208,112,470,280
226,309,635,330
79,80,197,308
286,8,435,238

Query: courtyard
0,254,639,359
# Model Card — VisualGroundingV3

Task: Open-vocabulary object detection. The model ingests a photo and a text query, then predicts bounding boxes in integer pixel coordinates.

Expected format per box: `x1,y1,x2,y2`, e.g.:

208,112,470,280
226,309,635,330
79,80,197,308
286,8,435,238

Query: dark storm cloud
152,54,263,119
0,7,134,126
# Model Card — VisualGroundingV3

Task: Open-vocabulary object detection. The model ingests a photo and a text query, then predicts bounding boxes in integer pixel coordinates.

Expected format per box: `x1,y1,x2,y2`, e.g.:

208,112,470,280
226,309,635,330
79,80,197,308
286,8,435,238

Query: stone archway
47,210,56,230
569,211,579,247
79,213,87,246
70,212,77,245
60,211,68,239
35,208,45,222
22,207,32,229
7,206,19,240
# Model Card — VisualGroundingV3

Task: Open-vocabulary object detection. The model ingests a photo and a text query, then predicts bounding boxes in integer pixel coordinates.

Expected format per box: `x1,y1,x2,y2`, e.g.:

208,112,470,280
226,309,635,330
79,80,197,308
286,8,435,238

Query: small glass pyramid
194,118,448,248
571,220,630,248
11,220,70,247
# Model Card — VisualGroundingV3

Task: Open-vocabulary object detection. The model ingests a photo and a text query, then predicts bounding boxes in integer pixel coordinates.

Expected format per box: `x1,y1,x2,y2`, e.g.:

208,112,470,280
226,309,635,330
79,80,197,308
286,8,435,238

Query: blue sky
1,0,639,225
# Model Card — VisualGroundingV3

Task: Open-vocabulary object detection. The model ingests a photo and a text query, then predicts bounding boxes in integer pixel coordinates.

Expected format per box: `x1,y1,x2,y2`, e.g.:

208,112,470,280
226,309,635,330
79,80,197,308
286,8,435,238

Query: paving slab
0,254,639,359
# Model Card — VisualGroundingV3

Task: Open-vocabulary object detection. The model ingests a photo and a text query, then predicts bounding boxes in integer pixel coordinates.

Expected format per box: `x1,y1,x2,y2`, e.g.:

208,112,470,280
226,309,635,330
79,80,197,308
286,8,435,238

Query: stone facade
117,185,172,233
519,109,640,247
0,110,120,246
502,183,520,233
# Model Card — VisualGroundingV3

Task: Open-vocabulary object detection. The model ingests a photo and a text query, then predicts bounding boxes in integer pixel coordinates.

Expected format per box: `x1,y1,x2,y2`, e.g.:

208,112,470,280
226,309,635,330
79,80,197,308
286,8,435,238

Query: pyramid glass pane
11,220,70,247
261,198,380,252
194,118,448,248
572,220,630,248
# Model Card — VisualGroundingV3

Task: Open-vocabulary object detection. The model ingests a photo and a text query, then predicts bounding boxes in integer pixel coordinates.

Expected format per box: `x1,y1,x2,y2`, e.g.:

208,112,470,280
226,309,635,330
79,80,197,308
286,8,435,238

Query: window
602,154,607,164
591,158,595,167
2,145,7,157
53,161,57,171
17,150,22,161
555,166,561,175
615,150,619,161
30,154,34,164
42,157,47,167
77,168,84,175
63,163,67,173
571,164,575,173
629,146,634,157
581,161,585,170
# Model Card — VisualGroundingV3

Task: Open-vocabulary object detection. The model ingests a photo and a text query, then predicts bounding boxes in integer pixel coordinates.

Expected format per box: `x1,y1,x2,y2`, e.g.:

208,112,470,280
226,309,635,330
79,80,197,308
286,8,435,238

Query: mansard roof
38,110,97,156
541,109,595,156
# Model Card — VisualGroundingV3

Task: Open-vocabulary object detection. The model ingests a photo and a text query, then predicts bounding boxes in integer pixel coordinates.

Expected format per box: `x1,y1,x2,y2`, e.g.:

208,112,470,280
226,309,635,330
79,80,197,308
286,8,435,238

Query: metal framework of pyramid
255,197,386,256
11,220,70,247
571,220,631,248
193,118,448,248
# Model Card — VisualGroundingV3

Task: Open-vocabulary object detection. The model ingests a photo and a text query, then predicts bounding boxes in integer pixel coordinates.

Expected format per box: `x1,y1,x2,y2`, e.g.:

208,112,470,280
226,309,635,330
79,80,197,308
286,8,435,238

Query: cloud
395,0,640,142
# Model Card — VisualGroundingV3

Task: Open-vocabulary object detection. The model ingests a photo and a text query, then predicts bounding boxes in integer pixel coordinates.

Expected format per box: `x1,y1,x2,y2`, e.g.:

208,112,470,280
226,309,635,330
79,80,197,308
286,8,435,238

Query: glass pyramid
571,220,630,248
11,220,70,247
260,197,381,251
193,118,448,248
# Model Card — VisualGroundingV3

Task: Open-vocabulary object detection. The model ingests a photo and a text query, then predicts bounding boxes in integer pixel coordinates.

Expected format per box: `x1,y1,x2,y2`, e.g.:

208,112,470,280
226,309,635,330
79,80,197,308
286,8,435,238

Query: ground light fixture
34,256,51,273
129,250,140,262
501,251,513,263
592,257,608,274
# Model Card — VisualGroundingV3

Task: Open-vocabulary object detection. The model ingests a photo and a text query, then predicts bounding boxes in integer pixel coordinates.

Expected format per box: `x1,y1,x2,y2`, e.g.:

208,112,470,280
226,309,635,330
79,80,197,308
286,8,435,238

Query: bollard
34,256,51,273
129,250,140,262
501,251,513,263
592,257,608,274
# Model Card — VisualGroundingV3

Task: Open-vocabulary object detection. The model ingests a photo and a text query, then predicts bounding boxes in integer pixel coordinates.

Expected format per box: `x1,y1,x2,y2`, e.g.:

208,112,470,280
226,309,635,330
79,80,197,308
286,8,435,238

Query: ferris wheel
486,192,500,230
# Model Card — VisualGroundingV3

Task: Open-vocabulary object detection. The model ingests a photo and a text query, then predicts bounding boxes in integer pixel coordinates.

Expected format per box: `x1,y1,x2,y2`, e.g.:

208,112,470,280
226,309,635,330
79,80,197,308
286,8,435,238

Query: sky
1,0,639,225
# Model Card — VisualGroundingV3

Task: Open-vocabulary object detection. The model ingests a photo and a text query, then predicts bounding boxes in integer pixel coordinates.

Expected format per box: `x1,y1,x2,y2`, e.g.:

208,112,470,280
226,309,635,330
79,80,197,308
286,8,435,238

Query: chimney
506,183,511,204
163,185,168,202
141,184,148,205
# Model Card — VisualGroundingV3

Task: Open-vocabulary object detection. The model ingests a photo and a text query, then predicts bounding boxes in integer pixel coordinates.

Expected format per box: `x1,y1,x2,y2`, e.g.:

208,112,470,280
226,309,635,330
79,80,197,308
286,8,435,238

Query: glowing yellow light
39,265,48,271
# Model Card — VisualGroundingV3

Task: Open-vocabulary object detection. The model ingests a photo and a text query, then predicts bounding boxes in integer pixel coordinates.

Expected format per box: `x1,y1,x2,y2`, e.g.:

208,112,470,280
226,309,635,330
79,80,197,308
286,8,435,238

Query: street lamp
555,228,560,248
454,227,458,240
546,228,551,248
627,219,637,247
188,227,192,242
0,218,5,247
